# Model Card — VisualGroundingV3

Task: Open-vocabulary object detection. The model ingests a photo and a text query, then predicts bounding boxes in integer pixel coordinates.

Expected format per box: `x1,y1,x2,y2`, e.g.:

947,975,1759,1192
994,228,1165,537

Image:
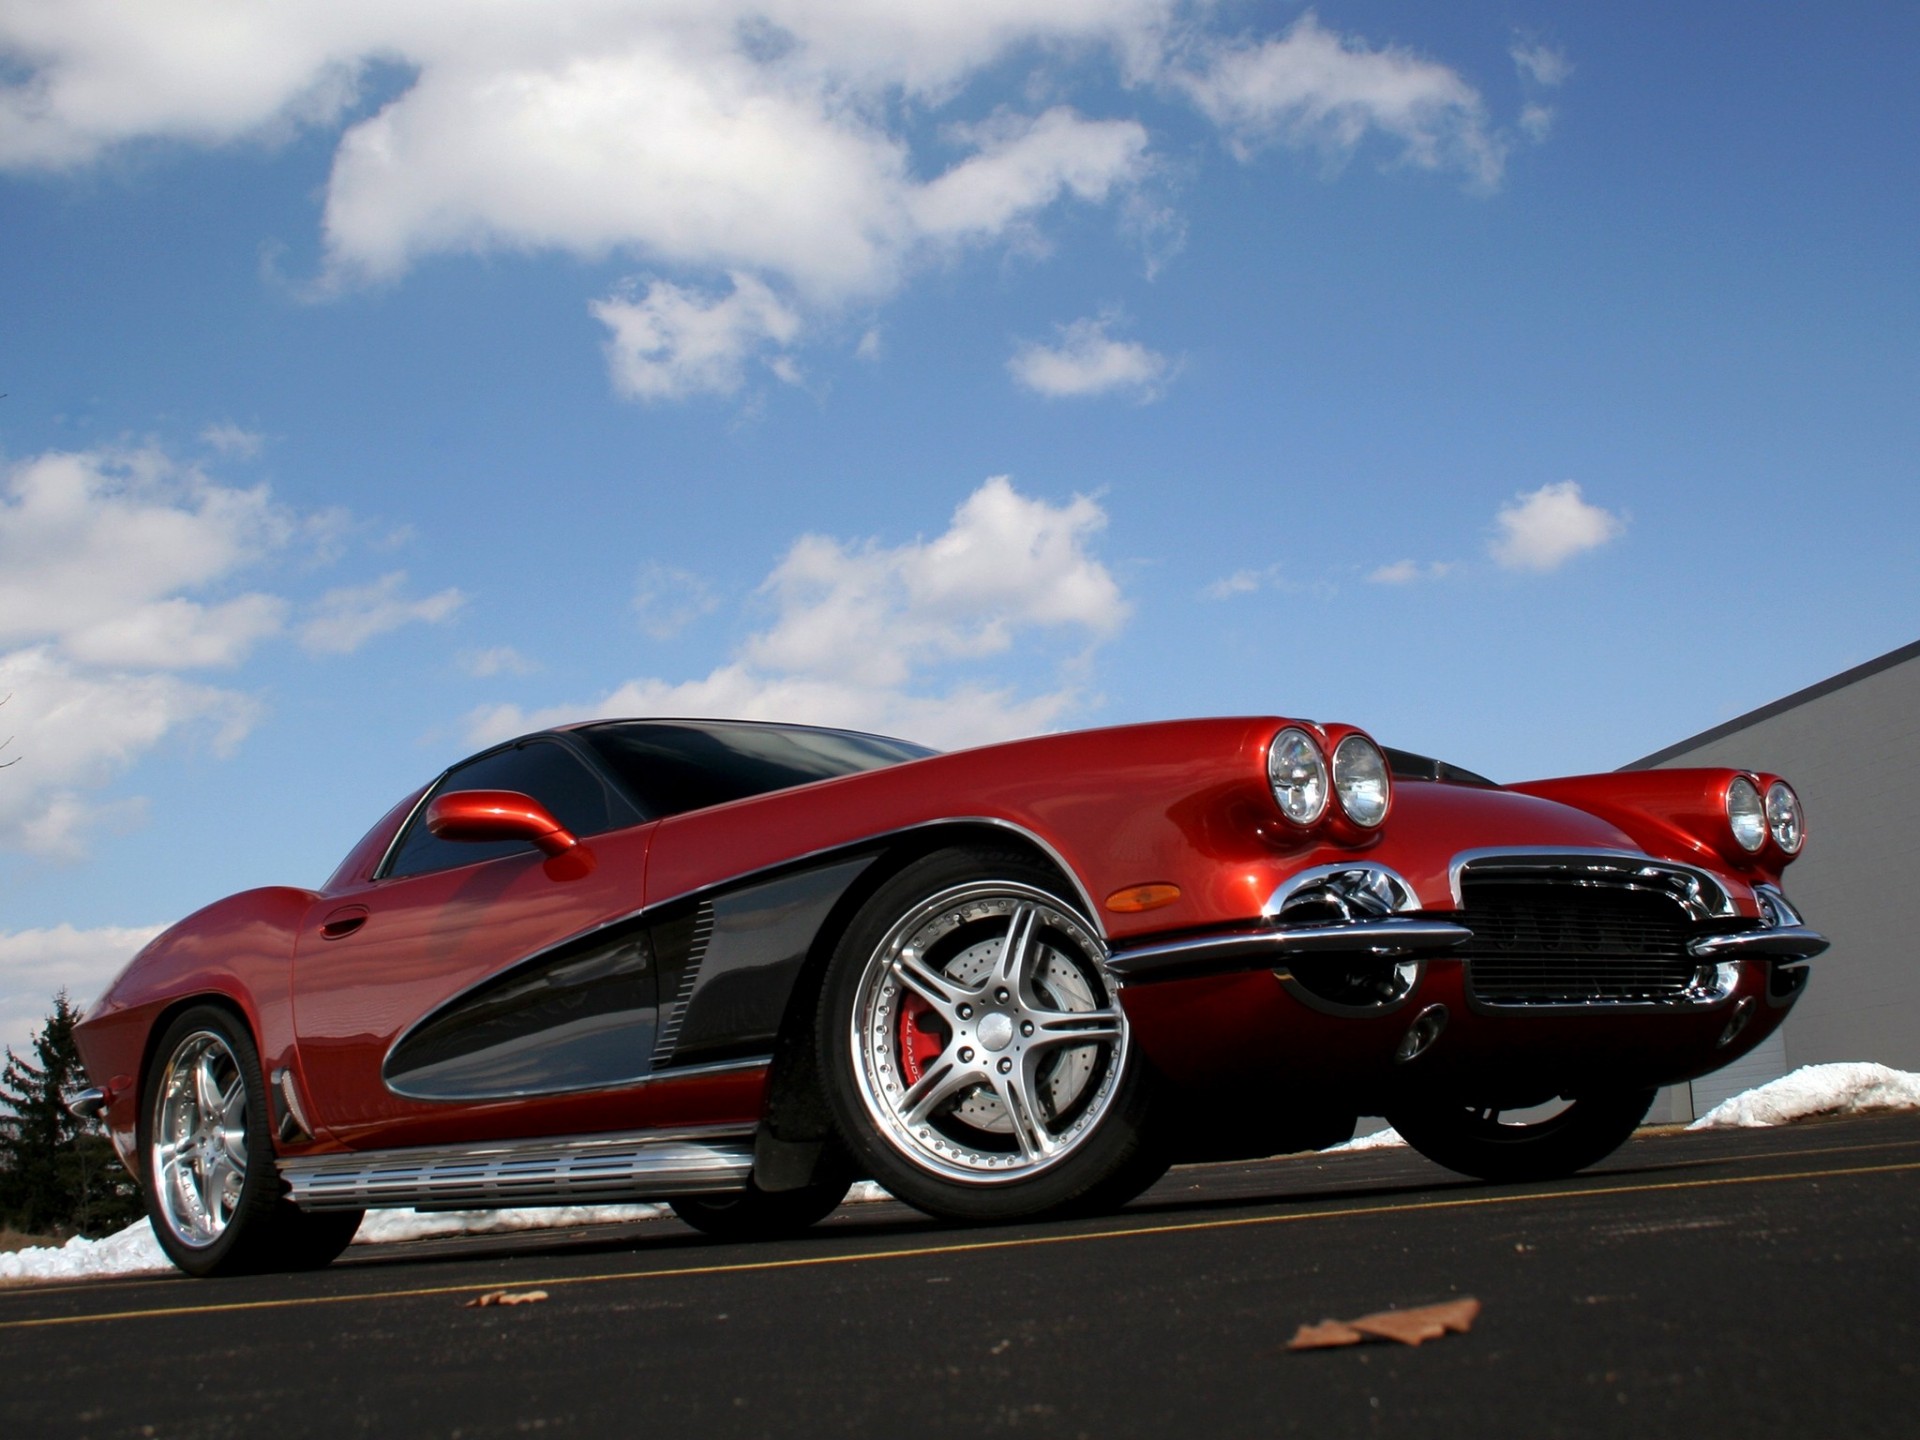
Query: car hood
1361,780,1660,909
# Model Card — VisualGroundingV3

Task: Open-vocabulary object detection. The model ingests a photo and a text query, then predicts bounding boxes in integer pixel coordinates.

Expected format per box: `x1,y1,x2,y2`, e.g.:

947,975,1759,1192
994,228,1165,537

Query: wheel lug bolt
995,987,1010,1003
957,1004,973,1020
998,1057,1013,1074
959,1047,975,1063
1020,1021,1034,1037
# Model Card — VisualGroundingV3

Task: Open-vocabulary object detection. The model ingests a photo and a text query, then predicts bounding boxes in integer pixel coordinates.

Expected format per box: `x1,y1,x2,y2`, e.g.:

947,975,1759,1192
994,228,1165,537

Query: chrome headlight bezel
1726,775,1766,853
1764,780,1804,854
1331,733,1391,829
1268,726,1329,827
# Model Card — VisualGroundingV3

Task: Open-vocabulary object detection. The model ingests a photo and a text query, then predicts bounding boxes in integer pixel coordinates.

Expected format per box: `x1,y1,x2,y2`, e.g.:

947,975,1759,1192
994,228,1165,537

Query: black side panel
653,855,878,1069
384,920,658,1100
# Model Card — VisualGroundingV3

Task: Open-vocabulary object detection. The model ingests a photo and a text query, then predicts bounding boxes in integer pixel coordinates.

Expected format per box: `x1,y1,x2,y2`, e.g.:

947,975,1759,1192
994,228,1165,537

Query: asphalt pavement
3,1112,1917,1439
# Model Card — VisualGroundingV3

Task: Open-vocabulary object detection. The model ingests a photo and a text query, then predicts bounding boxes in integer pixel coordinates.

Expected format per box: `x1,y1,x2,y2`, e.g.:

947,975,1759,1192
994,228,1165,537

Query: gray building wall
1629,639,1920,1118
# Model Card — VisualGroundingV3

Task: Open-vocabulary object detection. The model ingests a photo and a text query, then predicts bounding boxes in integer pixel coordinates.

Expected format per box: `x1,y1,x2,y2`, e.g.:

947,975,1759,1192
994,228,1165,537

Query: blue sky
2,3,1916,1053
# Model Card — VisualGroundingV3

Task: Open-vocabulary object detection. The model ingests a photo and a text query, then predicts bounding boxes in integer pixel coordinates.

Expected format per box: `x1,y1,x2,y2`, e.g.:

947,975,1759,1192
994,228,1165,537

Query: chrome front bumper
1105,916,1471,981
1105,855,1829,989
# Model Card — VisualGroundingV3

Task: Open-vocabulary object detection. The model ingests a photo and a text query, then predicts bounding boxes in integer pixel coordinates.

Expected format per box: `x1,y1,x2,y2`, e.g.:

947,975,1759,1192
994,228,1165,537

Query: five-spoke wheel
151,1029,251,1248
139,1006,362,1276
822,849,1164,1222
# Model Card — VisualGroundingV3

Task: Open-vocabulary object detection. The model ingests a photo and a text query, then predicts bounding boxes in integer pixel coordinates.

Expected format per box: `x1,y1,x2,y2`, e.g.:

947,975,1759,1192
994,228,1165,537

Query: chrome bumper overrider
1687,926,1829,961
1105,917,1472,981
279,1125,756,1212
68,1087,106,1121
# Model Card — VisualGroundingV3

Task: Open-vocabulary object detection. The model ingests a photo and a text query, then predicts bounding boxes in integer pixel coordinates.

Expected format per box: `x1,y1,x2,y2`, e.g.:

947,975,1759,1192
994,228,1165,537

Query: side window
384,740,638,879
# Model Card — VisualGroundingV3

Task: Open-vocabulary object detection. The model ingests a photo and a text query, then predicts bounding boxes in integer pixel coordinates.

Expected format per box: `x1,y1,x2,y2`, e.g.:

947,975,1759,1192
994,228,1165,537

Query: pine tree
0,991,143,1236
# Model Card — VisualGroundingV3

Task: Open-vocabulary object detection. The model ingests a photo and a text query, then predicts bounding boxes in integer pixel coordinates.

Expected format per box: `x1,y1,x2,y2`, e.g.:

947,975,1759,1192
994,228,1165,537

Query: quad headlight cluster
1726,774,1804,855
1268,727,1391,830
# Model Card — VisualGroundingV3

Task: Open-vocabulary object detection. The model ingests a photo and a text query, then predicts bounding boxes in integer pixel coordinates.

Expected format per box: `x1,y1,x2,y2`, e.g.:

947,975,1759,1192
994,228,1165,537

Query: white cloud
470,477,1125,751
299,571,466,655
0,647,258,858
633,564,719,640
458,646,538,679
0,442,456,853
0,5,1520,398
1202,563,1334,601
592,274,804,402
1510,38,1567,144
0,447,292,666
1489,481,1625,572
1205,569,1266,600
0,923,166,1064
1009,313,1172,400
1510,41,1571,89
62,594,290,671
1174,11,1506,187
0,446,295,854
1367,559,1454,585
907,107,1149,241
199,421,266,459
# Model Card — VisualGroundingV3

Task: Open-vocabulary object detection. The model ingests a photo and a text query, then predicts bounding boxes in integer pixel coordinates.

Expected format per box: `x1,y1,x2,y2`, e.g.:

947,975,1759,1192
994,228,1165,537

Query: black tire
139,1005,363,1277
1385,1087,1657,1183
669,1173,853,1241
819,847,1165,1223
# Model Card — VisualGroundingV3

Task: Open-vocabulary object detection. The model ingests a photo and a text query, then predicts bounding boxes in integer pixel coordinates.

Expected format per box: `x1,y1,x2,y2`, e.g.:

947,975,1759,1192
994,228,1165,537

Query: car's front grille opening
1457,875,1726,1006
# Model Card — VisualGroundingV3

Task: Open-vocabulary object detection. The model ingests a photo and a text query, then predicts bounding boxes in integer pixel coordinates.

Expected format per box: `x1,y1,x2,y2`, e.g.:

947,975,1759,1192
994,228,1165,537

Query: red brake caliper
897,996,946,1085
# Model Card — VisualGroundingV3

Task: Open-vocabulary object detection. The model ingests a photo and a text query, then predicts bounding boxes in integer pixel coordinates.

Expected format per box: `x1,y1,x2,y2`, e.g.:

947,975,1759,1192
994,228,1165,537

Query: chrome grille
1458,874,1719,1006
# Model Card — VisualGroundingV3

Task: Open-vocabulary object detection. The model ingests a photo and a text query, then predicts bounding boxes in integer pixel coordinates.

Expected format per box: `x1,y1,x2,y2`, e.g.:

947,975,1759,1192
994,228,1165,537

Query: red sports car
71,716,1826,1276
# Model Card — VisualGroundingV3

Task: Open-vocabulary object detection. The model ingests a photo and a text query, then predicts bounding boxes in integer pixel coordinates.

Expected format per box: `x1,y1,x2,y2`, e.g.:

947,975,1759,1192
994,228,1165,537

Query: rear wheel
1385,1087,1656,1183
140,1006,362,1277
820,848,1165,1223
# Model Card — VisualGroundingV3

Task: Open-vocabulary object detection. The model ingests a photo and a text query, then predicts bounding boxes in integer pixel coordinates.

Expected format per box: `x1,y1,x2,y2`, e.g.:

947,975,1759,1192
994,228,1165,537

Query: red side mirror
425,790,578,857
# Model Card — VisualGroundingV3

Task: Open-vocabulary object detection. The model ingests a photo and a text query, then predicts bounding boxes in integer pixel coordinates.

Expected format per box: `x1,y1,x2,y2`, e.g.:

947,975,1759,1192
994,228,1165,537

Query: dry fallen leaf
465,1289,550,1308
1286,1320,1366,1349
1288,1298,1480,1351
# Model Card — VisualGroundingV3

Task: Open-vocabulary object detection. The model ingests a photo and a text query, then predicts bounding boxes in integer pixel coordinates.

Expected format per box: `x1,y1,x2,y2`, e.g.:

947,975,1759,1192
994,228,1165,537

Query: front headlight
1332,733,1390,828
1726,775,1766,853
1268,727,1329,826
1765,781,1805,854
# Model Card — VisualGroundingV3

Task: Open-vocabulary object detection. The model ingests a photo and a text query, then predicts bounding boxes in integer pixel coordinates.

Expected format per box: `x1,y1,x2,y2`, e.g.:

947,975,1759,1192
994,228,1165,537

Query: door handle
319,905,370,940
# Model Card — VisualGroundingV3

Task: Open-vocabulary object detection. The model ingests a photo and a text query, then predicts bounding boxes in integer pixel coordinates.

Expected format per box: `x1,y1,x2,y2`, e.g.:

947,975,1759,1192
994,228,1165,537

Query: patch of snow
351,1203,666,1244
2,1184,901,1285
1326,1125,1407,1152
1688,1061,1920,1130
0,1218,171,1282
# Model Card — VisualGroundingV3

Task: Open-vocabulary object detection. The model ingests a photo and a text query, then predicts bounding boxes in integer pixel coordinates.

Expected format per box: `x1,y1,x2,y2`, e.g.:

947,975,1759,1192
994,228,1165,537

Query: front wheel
819,849,1165,1223
1385,1087,1656,1183
140,1006,362,1276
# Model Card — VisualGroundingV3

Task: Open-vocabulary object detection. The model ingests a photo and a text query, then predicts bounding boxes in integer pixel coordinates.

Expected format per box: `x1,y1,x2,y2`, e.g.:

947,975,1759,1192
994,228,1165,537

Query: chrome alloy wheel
851,880,1129,1184
150,1030,251,1248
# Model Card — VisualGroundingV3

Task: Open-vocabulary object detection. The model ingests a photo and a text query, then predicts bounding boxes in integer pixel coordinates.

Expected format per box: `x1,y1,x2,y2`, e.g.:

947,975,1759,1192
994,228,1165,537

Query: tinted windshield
1383,746,1497,787
577,720,936,818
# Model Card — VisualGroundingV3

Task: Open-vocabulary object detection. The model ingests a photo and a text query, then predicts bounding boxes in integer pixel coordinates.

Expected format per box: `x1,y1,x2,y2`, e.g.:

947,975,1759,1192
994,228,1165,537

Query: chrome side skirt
279,1125,755,1212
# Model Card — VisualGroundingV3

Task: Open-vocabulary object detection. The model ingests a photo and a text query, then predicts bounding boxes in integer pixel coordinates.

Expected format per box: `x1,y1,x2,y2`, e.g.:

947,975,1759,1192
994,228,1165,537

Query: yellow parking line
3,1156,1914,1333
15,1128,1915,1306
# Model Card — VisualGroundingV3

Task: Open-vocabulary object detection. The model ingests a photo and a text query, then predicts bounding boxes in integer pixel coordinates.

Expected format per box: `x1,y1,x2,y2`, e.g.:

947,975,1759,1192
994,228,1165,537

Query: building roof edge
1624,635,1920,770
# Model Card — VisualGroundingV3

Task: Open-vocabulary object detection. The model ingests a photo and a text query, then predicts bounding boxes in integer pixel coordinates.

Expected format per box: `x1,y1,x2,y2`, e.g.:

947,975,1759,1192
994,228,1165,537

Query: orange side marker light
1106,883,1182,914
